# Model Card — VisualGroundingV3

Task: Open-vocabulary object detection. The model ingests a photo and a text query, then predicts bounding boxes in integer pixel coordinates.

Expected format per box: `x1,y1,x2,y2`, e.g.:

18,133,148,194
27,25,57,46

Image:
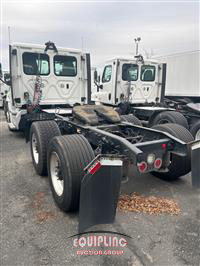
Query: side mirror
0,63,2,79
4,73,11,86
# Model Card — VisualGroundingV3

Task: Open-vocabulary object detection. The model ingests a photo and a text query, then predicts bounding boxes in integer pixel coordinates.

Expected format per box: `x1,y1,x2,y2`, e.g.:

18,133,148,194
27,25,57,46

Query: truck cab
0,71,10,108
6,42,91,130
92,56,166,106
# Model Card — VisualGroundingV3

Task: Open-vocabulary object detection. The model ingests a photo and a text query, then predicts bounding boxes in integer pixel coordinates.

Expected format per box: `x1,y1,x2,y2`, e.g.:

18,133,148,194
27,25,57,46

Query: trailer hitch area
78,155,123,233
188,140,200,188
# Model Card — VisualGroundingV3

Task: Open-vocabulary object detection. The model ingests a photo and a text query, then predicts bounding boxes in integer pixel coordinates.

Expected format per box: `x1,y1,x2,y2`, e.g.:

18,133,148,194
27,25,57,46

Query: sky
0,0,199,69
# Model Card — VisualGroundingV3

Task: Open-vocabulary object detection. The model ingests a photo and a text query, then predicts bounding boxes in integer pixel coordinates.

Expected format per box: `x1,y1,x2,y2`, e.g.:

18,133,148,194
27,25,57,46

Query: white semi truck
92,55,200,139
3,42,92,131
0,69,10,108
1,42,200,232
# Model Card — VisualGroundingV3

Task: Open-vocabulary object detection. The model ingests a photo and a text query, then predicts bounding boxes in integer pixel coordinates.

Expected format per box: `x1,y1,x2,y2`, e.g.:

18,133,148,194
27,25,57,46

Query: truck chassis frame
24,105,200,232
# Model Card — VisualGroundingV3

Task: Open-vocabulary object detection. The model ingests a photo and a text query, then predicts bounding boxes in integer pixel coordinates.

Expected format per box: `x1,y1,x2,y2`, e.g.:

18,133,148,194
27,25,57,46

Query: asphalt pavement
0,109,199,266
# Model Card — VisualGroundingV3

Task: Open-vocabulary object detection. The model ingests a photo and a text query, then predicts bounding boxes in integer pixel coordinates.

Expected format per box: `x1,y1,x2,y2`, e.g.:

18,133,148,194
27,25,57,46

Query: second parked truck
92,54,200,139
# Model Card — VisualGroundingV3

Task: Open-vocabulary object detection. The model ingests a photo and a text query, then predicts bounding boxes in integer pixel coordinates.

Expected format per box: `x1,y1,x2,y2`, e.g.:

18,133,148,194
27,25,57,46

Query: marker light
137,161,148,173
167,142,175,150
162,143,175,151
162,143,167,150
89,161,101,175
147,153,156,165
154,158,162,169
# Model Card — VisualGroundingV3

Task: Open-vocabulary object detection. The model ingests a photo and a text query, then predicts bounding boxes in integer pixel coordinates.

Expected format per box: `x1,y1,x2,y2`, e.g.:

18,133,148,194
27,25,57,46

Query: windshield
22,52,50,76
122,64,138,81
141,65,156,81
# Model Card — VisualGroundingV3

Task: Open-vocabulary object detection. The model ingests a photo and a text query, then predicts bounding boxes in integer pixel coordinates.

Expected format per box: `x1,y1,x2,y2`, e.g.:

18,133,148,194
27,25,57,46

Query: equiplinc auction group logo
70,230,131,256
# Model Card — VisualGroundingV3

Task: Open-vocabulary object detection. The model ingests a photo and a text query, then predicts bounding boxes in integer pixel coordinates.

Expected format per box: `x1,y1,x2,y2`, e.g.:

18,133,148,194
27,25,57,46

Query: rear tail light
162,142,175,151
137,161,148,173
154,158,162,169
162,143,167,150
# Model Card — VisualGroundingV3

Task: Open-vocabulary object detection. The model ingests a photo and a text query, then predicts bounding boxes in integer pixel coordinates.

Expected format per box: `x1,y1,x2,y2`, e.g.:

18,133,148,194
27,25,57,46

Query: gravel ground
0,109,200,266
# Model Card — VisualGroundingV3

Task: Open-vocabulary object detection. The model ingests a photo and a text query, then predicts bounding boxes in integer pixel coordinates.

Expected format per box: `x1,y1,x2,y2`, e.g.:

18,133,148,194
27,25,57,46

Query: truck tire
30,121,61,176
151,123,194,181
47,134,95,212
120,114,142,126
151,111,189,129
5,110,10,123
4,102,10,123
190,120,200,140
177,97,193,104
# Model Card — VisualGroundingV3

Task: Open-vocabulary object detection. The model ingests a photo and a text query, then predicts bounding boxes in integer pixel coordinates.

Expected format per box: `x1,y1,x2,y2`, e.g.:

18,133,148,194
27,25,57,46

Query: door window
122,64,138,81
54,55,77,77
102,65,112,83
141,65,156,81
22,52,50,75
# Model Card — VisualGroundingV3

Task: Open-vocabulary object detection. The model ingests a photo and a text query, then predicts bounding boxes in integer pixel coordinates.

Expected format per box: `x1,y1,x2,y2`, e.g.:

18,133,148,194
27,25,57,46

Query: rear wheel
5,111,10,123
190,121,200,140
151,111,189,129
152,123,194,181
30,121,61,176
177,97,193,104
120,114,142,126
47,134,95,212
4,101,10,122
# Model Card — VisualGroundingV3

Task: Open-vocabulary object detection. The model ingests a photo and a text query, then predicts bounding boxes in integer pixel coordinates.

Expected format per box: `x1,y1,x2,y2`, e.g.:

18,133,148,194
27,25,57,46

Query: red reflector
154,158,162,169
89,161,101,175
162,144,167,150
137,161,148,173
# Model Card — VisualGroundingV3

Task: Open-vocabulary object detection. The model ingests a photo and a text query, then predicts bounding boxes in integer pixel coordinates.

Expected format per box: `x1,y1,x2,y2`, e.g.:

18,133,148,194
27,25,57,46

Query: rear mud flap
191,141,200,188
79,156,123,233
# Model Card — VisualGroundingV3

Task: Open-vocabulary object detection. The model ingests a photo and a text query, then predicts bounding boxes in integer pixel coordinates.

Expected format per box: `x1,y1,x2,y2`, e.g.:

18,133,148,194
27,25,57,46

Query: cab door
98,64,114,105
138,64,160,103
116,61,140,103
117,62,160,104
47,53,84,105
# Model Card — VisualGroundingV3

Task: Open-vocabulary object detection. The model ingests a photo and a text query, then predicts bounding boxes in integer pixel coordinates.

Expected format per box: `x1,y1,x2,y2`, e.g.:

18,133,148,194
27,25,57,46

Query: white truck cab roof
11,42,82,55
99,57,159,65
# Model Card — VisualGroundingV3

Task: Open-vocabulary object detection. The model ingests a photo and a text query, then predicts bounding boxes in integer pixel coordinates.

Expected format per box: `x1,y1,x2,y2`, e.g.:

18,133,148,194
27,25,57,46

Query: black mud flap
79,155,123,233
191,141,200,188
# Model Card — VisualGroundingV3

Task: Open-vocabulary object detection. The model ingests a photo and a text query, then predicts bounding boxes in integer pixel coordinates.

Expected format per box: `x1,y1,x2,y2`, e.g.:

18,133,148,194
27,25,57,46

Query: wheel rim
50,152,64,196
32,133,39,164
195,128,200,140
6,111,10,122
